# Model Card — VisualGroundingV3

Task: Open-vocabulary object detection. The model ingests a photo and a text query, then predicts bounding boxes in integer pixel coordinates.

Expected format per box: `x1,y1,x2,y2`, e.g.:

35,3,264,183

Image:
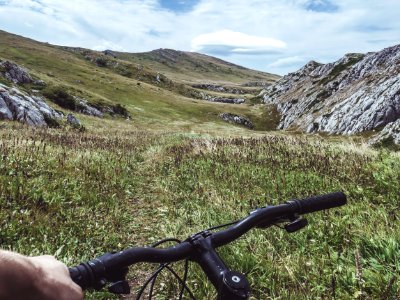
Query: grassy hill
0,29,279,133
114,48,279,84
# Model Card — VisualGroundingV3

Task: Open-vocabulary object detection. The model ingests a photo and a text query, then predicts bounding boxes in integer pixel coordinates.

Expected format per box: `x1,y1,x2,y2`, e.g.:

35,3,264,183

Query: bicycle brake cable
136,238,195,300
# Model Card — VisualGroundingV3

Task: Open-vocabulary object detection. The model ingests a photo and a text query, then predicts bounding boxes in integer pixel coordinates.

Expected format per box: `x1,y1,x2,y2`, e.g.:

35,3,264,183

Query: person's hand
29,255,83,300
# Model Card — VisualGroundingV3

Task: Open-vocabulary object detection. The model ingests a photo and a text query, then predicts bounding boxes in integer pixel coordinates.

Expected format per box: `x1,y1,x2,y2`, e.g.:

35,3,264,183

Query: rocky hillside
261,44,400,145
0,59,61,126
0,82,62,126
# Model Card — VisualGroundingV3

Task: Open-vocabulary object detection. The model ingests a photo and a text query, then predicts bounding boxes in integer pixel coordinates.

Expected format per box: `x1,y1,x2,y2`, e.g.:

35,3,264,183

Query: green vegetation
42,113,62,128
247,95,264,105
251,104,281,131
0,29,398,300
95,56,109,67
109,103,129,118
372,136,400,151
0,63,10,86
42,85,77,110
0,123,398,299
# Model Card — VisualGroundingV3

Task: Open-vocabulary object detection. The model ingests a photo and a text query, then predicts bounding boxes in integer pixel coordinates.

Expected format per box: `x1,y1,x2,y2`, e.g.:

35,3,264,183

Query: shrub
111,104,129,118
95,56,108,67
43,114,61,128
42,86,77,110
70,123,86,132
115,65,133,77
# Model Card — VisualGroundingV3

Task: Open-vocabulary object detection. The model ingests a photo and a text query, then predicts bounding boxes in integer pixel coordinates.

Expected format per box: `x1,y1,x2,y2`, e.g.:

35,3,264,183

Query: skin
0,250,83,300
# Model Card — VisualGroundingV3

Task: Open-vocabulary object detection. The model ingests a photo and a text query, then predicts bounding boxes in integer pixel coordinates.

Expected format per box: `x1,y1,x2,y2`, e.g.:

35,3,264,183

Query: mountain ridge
106,47,279,84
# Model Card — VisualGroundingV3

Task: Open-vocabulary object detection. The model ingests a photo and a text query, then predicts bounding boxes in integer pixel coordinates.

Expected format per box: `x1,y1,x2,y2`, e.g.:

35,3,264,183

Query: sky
0,0,399,75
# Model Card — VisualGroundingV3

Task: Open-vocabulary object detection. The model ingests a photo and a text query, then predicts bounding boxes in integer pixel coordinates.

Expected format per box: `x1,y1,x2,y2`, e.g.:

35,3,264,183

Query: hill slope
0,29,280,132
260,44,400,145
114,48,279,84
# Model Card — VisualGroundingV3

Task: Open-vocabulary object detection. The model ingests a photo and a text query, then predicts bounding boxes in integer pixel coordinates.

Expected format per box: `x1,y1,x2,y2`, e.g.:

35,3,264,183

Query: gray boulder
66,113,81,126
34,80,46,86
103,50,116,58
0,60,33,84
219,113,254,129
0,94,13,120
0,83,62,126
75,97,103,118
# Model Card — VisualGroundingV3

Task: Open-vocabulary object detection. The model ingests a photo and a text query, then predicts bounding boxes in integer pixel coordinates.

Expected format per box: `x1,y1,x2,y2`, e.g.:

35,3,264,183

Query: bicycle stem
187,230,250,300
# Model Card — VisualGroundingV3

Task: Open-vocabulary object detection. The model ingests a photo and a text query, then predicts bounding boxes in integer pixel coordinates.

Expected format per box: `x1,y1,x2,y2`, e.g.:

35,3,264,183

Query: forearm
0,250,83,300
0,250,40,300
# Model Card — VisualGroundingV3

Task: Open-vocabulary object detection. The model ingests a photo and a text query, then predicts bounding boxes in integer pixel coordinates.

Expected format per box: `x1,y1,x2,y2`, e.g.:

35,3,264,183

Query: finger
72,285,84,300
40,255,57,260
59,263,70,276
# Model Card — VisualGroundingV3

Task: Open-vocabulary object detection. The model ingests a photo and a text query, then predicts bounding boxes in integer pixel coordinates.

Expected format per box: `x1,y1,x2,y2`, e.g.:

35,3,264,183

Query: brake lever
253,207,308,233
108,279,130,294
284,217,308,233
106,267,130,294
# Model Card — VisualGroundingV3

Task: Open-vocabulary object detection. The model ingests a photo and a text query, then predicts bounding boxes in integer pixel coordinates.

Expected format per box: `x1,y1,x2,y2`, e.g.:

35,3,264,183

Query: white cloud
24,22,33,28
92,41,126,52
191,30,286,55
267,56,305,68
0,0,399,75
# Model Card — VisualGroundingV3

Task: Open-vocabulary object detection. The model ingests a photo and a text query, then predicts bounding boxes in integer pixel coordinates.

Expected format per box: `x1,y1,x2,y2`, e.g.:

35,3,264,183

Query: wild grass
156,137,399,299
0,122,398,299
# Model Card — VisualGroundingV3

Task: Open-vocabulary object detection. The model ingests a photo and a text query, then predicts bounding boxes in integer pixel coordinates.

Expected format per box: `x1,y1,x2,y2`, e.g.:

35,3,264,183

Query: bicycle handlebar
289,191,347,214
69,192,346,292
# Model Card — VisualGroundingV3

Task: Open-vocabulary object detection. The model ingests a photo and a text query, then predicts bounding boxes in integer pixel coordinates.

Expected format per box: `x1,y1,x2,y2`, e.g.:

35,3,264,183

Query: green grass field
0,122,398,299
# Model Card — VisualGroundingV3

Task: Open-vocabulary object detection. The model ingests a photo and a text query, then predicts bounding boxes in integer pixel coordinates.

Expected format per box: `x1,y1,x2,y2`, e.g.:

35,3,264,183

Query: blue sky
0,0,399,75
159,0,200,12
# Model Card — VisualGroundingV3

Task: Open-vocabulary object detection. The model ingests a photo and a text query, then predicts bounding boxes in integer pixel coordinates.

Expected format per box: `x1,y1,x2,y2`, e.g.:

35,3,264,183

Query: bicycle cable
137,219,244,299
135,238,195,300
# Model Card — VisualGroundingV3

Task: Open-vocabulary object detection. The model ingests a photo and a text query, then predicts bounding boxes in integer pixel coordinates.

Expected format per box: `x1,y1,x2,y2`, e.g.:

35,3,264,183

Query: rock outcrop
369,119,400,147
242,81,270,87
103,50,117,58
0,83,62,126
192,84,247,95
261,44,400,144
74,97,104,118
199,92,245,104
0,60,33,84
219,113,254,129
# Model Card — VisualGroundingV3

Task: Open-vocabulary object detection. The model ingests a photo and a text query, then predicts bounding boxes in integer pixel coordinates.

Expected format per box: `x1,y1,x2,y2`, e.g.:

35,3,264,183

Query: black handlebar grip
69,264,94,290
69,266,85,288
289,192,347,215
